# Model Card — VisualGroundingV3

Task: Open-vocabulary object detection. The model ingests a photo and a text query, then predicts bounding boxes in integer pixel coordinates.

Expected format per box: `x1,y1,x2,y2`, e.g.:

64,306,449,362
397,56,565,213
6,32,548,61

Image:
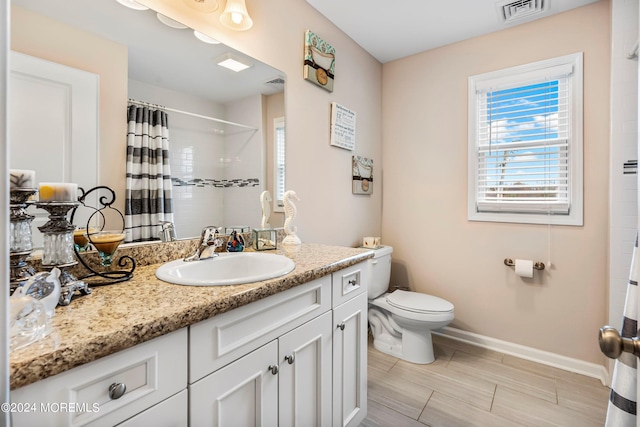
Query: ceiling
12,0,284,103
305,0,601,63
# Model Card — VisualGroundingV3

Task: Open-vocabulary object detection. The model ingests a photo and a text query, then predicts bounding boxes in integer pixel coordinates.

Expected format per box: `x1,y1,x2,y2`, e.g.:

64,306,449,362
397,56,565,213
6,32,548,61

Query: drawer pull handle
268,364,279,375
285,354,295,364
348,279,358,286
337,322,346,331
108,382,127,400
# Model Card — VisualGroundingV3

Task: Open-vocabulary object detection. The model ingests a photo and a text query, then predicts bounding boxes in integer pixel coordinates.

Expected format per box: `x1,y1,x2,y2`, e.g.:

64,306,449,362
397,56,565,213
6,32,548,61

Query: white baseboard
433,326,611,386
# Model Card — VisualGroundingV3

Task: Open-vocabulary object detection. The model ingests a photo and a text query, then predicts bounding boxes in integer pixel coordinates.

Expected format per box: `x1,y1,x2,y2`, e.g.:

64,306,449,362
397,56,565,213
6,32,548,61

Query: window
274,116,286,212
468,53,583,226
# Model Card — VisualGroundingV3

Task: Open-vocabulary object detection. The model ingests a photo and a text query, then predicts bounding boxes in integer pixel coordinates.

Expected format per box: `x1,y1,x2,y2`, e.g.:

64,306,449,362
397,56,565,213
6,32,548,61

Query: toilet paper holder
504,258,545,271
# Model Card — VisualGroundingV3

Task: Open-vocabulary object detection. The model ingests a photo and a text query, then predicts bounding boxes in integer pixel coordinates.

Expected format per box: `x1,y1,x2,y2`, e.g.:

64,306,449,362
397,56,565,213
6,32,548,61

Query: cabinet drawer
11,329,187,427
190,276,331,382
332,261,368,307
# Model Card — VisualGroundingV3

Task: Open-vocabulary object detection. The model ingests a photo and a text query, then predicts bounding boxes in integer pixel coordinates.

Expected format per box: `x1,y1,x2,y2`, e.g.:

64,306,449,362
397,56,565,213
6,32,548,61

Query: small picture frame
304,30,335,92
352,156,373,195
330,102,356,151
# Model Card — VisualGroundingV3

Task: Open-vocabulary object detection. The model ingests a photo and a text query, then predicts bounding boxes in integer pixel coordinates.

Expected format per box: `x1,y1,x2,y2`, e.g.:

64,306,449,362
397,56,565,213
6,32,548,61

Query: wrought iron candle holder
70,186,135,285
36,201,92,306
9,188,37,292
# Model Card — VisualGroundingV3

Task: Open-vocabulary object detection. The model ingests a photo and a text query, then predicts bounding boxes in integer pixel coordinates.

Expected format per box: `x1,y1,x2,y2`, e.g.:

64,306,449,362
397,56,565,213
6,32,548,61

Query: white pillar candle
9,169,36,189
38,182,78,202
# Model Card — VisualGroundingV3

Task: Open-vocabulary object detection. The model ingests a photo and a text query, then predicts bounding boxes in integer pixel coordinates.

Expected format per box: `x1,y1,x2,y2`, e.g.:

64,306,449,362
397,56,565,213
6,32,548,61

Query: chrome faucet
159,221,176,242
184,226,224,262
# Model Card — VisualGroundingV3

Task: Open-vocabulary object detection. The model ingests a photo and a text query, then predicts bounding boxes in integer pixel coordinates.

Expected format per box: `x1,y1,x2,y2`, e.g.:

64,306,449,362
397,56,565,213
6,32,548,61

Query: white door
278,311,332,427
9,51,98,247
332,293,368,427
190,340,279,427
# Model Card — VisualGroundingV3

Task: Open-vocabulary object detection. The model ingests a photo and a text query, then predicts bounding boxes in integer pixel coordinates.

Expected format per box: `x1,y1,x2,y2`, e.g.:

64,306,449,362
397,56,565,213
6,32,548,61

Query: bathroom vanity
9,243,373,427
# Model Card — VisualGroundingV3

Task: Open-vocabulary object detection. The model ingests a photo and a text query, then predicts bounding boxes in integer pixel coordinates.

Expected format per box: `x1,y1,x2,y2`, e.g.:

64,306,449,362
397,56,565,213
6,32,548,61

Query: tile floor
361,334,610,427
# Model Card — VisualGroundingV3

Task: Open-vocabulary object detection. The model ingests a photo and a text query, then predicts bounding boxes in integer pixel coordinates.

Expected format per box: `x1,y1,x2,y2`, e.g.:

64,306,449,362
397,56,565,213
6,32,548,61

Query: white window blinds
274,117,285,207
475,73,571,214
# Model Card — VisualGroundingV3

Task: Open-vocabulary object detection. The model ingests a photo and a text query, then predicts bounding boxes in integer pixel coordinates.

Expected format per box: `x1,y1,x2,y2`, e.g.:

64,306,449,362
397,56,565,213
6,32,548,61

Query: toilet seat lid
386,290,454,314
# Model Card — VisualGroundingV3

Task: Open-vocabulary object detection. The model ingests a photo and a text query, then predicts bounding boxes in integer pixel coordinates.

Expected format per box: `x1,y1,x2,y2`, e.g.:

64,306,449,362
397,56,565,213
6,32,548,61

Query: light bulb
231,12,243,24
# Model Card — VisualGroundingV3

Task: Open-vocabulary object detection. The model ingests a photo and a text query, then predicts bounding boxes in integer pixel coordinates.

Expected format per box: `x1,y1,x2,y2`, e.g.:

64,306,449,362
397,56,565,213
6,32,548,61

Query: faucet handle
201,226,224,247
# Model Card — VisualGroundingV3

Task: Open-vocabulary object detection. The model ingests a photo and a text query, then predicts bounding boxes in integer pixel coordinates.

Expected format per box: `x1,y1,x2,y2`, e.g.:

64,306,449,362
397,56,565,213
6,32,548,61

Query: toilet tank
368,245,393,299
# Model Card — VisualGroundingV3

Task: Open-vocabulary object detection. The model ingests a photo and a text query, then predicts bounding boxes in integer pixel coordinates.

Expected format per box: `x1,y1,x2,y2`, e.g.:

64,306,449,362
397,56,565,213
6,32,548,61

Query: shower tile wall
170,114,225,238
129,80,265,239
610,0,638,328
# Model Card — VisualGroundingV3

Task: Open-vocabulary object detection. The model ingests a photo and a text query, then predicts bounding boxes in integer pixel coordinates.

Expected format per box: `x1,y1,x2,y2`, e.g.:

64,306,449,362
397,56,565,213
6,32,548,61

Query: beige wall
11,6,128,214
382,1,611,364
143,0,383,247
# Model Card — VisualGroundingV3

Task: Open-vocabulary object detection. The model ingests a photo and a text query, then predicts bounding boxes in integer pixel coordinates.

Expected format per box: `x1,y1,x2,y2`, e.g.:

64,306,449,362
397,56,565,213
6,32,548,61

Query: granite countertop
10,243,374,390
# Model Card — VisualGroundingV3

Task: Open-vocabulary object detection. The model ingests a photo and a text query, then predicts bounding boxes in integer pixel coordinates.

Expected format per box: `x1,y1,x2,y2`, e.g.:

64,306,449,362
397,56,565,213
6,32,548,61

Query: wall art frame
352,156,373,195
303,30,335,92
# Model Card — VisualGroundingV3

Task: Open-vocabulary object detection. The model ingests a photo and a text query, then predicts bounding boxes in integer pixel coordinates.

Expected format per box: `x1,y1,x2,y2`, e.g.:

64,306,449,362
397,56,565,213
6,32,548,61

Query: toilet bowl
367,246,454,364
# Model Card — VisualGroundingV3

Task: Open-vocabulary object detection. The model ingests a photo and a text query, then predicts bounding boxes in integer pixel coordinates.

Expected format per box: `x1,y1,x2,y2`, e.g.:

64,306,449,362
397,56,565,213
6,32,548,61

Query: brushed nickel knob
268,364,279,375
337,323,346,331
108,382,126,400
599,326,640,359
285,354,295,364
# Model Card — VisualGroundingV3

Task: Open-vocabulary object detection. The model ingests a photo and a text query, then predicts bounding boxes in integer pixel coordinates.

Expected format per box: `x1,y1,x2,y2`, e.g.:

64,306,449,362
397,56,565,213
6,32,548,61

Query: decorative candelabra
36,201,92,306
9,188,37,293
70,186,135,285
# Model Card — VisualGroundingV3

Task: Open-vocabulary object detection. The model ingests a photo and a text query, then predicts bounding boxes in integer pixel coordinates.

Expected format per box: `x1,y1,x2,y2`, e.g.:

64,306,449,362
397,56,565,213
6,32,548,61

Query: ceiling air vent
496,0,549,24
264,76,285,86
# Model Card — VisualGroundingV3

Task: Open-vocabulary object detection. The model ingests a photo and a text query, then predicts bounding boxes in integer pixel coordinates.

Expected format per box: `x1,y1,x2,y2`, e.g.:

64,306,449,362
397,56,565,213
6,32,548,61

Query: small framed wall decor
352,156,373,195
304,30,335,92
330,102,356,151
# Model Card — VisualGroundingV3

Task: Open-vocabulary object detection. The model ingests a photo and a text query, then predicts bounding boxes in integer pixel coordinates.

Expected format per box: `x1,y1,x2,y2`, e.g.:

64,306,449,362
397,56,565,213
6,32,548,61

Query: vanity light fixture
216,53,253,72
219,0,253,31
194,30,221,44
156,13,189,29
115,0,149,10
184,0,220,13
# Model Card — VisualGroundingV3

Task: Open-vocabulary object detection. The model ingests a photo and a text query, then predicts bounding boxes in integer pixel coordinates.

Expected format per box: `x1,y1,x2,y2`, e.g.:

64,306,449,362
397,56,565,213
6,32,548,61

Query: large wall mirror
10,0,285,245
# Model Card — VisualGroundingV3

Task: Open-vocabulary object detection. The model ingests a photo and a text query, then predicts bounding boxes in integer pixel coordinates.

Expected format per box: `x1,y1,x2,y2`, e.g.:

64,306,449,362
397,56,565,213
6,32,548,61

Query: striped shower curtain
605,234,638,426
124,104,174,243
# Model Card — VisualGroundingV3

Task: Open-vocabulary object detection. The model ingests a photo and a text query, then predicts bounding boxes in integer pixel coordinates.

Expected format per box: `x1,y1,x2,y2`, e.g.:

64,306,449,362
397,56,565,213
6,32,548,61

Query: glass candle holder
9,188,37,252
73,227,99,252
42,231,75,265
10,218,33,252
36,202,79,267
88,230,126,267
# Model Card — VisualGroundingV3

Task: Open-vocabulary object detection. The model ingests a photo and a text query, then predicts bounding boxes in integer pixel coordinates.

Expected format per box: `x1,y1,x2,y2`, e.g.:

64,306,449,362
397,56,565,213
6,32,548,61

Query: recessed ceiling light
115,0,149,10
156,13,188,29
194,30,220,44
216,53,253,72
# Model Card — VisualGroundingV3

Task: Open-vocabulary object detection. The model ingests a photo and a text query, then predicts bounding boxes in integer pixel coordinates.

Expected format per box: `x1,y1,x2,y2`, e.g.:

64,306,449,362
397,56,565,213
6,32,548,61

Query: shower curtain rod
128,98,258,131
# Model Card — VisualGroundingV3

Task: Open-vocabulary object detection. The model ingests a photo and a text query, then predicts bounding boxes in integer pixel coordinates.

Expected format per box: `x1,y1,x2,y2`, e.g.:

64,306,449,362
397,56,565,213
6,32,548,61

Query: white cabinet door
278,311,332,427
116,390,187,427
332,292,368,427
190,341,279,427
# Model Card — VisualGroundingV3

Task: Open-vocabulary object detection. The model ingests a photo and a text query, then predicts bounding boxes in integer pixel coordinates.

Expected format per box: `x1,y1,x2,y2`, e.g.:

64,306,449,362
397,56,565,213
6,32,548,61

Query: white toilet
368,246,454,364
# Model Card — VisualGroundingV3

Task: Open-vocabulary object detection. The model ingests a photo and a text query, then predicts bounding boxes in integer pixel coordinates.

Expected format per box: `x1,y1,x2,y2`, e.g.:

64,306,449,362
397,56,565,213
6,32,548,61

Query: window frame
467,52,583,226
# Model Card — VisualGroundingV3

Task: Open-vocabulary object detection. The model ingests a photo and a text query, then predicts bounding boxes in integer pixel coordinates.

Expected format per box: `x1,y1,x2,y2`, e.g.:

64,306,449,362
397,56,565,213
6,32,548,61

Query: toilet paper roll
515,259,534,278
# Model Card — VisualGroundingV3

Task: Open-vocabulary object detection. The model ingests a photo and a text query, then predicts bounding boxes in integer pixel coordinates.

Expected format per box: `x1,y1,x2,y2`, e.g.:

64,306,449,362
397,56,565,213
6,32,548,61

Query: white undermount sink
155,252,296,286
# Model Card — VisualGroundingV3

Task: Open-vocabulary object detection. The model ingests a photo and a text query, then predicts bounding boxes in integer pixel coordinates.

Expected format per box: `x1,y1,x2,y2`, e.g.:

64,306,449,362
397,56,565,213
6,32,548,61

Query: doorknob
599,326,640,359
